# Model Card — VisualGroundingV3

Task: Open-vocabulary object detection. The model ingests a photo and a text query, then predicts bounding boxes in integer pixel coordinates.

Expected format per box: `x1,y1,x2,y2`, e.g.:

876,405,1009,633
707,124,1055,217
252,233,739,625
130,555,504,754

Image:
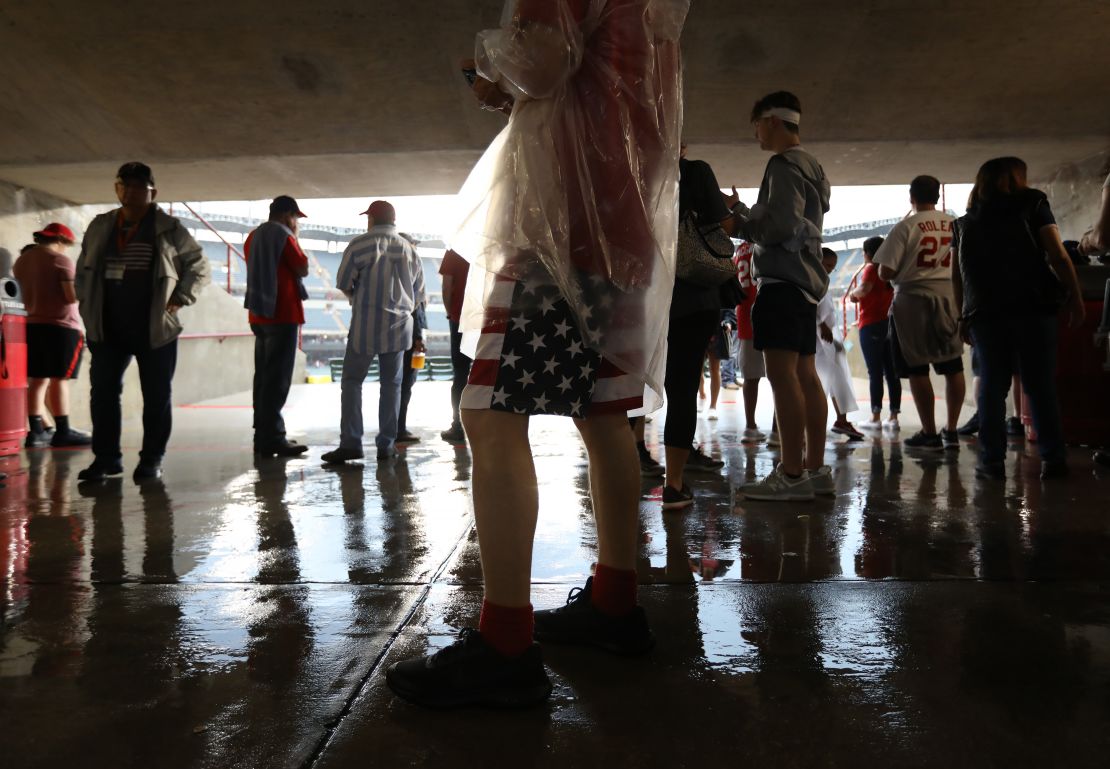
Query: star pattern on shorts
489,282,603,417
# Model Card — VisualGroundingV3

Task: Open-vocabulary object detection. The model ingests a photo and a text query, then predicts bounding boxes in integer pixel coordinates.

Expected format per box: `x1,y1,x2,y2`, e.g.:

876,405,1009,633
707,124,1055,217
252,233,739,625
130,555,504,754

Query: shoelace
564,586,586,607
431,628,481,663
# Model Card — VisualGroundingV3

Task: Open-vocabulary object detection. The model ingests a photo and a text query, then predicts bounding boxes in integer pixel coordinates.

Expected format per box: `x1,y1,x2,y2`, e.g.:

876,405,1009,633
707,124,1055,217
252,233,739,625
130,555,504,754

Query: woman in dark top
661,155,734,509
953,156,1086,480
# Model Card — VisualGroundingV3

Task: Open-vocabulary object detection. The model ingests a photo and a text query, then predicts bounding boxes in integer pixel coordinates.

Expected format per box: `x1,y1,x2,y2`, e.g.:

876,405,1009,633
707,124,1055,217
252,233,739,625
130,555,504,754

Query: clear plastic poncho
451,0,689,412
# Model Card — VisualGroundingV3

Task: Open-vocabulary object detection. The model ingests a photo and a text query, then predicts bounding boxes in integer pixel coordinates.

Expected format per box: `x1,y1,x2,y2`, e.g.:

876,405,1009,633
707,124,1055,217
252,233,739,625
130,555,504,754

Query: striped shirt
337,224,425,355
104,210,156,344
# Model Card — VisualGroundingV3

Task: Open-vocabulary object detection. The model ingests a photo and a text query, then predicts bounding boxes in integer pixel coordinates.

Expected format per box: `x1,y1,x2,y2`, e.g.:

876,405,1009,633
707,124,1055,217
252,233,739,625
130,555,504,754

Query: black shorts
889,319,963,378
26,323,84,379
751,282,817,355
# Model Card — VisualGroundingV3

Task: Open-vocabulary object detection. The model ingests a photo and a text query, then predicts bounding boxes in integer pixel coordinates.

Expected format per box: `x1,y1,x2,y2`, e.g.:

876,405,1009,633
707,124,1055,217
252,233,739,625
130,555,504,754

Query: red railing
176,202,246,293
841,264,866,339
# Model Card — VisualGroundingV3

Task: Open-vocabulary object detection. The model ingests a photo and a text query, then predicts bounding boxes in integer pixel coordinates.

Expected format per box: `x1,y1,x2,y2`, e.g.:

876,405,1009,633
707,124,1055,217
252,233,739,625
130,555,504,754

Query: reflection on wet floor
1,382,1108,767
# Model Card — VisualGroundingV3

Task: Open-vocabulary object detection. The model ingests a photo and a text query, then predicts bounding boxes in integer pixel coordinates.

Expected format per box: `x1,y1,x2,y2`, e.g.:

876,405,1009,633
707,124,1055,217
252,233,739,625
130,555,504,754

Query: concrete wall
0,180,304,427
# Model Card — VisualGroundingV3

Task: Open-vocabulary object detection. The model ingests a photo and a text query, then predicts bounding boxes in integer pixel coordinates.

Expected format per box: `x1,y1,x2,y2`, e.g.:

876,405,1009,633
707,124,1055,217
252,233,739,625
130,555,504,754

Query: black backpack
957,190,1062,318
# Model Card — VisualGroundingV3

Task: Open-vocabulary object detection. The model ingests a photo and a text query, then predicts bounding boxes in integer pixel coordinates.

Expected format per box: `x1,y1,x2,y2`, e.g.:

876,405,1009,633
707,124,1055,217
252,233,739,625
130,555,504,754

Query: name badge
106,264,125,281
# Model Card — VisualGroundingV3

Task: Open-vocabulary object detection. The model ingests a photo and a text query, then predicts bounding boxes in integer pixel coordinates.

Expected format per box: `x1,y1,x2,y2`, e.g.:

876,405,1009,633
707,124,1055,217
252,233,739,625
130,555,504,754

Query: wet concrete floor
2,381,1109,768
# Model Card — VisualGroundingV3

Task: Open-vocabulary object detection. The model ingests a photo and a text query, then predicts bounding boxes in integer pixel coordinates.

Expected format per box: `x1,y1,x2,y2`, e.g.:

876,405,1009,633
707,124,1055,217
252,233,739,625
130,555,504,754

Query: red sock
591,563,638,616
478,600,534,657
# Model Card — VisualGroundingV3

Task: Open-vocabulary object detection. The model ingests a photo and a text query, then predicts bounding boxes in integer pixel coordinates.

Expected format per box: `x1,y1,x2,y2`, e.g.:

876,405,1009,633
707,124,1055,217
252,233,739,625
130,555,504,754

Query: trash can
0,277,28,457
1021,266,1110,445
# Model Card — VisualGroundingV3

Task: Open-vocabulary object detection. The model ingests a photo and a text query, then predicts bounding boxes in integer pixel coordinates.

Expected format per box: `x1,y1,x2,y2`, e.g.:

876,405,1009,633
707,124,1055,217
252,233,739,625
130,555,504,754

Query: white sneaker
860,420,882,431
742,465,814,501
707,407,718,421
767,432,781,447
809,465,835,496
742,428,766,443
883,418,900,432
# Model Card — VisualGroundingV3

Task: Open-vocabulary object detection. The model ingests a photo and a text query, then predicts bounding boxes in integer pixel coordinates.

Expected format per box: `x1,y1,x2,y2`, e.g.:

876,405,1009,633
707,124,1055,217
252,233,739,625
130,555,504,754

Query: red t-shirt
857,262,893,328
733,241,757,340
438,249,470,322
13,245,82,330
244,231,309,325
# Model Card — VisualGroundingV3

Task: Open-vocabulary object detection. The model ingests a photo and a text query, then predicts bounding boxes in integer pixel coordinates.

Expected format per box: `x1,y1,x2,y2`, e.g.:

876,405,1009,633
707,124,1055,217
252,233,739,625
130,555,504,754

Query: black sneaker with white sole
638,445,665,477
661,483,694,510
903,431,944,452
940,429,960,450
387,629,552,709
533,577,654,656
685,445,724,472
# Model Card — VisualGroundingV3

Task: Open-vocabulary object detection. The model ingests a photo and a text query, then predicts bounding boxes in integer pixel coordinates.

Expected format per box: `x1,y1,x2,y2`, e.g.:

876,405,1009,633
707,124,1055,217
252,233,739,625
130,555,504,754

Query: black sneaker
940,429,960,451
386,629,552,709
533,577,654,656
50,428,92,448
322,446,364,464
1006,417,1024,437
1040,460,1069,480
24,429,52,449
77,461,124,482
957,412,980,436
256,440,309,458
133,462,163,483
661,483,694,511
440,425,466,443
685,445,724,472
638,445,665,477
903,431,943,452
975,461,1006,480
395,430,421,444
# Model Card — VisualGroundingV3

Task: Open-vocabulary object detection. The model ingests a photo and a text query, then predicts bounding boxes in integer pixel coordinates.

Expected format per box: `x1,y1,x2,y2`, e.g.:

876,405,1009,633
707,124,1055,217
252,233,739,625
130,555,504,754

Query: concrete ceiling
0,0,1107,204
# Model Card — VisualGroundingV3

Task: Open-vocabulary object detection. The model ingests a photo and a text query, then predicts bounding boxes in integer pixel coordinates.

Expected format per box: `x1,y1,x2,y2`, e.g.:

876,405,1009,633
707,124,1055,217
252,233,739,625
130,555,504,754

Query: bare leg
698,354,707,400
462,408,537,608
631,415,645,443
664,446,690,491
945,372,966,432
764,349,805,475
47,379,70,416
1011,374,1022,419
27,378,49,417
909,374,937,434
575,413,640,571
708,353,721,409
742,377,760,429
797,354,828,471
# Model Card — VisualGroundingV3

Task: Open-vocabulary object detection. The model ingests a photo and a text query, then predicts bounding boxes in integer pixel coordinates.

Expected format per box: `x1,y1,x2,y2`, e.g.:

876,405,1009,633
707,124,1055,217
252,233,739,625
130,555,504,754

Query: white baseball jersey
873,210,956,290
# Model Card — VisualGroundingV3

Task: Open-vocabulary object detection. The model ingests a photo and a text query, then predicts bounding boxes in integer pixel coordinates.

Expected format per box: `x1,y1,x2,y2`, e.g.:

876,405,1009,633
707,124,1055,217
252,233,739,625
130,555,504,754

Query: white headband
761,107,801,126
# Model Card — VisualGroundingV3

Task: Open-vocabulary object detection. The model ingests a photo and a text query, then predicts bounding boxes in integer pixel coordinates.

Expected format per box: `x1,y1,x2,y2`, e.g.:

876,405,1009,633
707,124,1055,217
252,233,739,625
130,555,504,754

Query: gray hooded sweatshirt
734,147,831,301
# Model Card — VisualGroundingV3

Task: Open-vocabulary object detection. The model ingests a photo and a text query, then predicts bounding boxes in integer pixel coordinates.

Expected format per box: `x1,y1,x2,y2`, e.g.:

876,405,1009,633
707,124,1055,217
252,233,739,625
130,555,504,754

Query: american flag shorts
461,276,644,417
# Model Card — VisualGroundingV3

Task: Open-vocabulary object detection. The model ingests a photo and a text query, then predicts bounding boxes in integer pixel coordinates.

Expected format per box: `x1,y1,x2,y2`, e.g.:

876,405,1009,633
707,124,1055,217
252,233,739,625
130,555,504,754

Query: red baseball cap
34,222,77,243
359,200,396,222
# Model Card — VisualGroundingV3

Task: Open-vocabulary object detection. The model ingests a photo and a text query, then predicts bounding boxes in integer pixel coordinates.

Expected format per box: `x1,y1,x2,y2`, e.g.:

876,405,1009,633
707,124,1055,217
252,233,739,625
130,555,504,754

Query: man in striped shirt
321,200,425,463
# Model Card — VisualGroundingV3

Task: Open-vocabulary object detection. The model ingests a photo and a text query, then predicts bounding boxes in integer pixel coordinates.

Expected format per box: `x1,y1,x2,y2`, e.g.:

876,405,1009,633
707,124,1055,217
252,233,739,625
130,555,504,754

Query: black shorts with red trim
27,323,84,380
462,277,643,417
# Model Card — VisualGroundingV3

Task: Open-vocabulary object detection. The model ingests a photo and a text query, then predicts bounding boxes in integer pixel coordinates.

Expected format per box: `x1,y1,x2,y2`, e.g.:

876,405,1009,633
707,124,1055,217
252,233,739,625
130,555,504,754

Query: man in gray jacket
731,91,833,502
75,162,210,483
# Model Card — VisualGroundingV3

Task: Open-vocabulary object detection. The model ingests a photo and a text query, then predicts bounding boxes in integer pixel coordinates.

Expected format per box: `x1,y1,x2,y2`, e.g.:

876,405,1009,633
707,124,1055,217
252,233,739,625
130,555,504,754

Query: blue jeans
720,328,739,384
398,348,418,433
339,347,404,452
448,319,472,430
859,319,901,415
970,314,1064,465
